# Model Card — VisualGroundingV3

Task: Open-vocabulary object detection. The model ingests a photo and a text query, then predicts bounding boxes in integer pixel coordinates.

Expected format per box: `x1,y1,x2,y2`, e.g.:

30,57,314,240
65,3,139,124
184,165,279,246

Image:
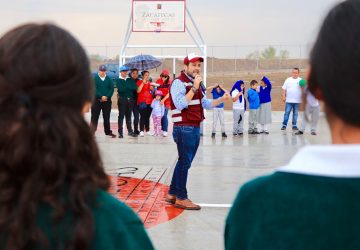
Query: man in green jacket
90,65,116,138
116,65,138,138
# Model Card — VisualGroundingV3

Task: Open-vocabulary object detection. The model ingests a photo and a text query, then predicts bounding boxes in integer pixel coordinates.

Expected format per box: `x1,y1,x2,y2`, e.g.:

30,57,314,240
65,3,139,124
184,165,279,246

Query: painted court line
198,203,232,208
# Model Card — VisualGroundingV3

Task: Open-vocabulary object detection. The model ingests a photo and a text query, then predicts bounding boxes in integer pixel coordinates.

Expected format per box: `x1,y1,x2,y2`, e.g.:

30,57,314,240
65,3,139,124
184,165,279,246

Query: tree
261,46,277,59
279,50,290,59
89,54,104,61
246,47,290,60
246,51,260,60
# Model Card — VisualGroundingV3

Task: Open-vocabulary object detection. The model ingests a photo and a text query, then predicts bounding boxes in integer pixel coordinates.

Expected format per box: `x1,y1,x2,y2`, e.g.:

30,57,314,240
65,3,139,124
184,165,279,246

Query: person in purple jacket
150,90,165,136
258,76,272,134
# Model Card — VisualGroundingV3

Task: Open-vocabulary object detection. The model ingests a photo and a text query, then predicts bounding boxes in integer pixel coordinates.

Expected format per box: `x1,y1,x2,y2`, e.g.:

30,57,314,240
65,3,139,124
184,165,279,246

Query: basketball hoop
150,22,164,33
132,1,185,32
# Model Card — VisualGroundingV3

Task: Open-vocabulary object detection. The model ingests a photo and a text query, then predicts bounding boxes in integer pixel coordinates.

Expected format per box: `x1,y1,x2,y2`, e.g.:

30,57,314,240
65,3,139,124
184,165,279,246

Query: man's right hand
193,74,202,90
101,96,107,102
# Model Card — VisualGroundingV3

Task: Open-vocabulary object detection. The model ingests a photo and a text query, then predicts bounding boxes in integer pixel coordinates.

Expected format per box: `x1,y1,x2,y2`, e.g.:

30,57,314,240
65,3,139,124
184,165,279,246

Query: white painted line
198,203,232,208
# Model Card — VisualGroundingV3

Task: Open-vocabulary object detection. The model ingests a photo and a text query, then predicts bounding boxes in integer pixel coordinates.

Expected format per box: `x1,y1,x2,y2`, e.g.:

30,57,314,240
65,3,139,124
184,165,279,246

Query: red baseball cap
161,69,170,76
184,53,204,65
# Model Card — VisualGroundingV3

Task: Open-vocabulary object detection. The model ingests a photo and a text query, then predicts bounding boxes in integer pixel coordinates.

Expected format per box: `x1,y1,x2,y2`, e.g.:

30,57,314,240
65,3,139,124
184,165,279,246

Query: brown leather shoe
174,199,201,210
165,194,176,204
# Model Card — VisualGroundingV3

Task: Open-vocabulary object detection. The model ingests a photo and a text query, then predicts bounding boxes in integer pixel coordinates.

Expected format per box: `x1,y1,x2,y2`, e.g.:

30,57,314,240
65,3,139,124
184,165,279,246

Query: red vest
169,72,205,127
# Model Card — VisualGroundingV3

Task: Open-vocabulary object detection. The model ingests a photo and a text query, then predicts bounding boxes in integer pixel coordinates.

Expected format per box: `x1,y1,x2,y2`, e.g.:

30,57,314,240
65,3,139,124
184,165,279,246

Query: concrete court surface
86,110,331,250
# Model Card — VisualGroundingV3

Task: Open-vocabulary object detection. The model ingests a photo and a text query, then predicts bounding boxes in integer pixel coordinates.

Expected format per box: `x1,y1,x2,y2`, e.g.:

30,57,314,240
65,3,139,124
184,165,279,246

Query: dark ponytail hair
0,23,110,249
308,0,360,126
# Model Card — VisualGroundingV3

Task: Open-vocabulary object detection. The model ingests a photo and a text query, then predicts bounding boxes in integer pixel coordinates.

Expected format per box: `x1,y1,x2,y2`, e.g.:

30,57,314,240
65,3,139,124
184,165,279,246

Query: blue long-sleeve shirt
211,88,225,108
247,88,260,109
259,83,272,104
170,78,213,111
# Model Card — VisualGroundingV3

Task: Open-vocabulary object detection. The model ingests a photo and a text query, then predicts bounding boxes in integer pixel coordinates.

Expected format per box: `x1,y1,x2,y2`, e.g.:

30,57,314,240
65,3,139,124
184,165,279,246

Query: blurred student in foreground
0,23,153,250
225,1,360,249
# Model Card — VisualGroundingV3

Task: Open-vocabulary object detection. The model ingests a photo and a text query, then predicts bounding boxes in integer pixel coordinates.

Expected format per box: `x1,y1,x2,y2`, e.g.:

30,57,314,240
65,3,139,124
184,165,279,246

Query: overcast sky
0,0,341,57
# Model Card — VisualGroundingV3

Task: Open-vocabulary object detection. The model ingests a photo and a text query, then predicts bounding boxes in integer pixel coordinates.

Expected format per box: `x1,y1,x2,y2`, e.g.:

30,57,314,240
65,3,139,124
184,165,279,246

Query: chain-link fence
86,45,310,73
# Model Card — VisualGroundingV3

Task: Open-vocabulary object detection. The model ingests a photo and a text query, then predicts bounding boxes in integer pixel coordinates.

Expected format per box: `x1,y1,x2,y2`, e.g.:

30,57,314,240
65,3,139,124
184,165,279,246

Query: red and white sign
132,0,186,32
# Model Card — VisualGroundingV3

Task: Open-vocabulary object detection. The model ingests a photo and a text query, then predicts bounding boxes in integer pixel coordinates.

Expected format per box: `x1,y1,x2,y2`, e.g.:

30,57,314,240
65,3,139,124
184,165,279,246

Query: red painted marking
109,176,184,228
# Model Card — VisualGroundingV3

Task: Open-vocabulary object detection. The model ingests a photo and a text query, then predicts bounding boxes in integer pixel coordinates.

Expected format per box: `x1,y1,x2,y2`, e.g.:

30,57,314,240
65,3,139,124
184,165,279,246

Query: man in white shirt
281,68,303,130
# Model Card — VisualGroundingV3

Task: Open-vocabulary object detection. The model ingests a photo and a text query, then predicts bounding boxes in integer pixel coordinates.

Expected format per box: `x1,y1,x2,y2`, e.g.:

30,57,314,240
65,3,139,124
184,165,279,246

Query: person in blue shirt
247,80,260,134
258,76,272,134
207,84,228,138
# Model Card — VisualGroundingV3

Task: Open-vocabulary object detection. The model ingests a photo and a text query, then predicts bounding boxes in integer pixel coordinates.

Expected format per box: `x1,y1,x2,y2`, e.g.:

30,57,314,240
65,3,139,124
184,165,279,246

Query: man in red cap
167,53,230,210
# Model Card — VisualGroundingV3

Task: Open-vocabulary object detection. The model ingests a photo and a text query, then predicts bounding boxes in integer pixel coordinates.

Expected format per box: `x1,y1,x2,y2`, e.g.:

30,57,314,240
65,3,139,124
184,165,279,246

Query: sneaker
118,134,123,138
311,131,317,135
174,199,201,210
281,126,286,130
128,132,137,137
238,132,243,136
139,131,144,137
295,130,304,135
106,132,116,138
253,130,260,135
233,133,238,136
134,130,140,135
264,130,269,135
248,131,254,134
149,131,155,136
222,132,227,138
211,133,216,138
292,127,299,131
259,130,265,134
163,131,168,137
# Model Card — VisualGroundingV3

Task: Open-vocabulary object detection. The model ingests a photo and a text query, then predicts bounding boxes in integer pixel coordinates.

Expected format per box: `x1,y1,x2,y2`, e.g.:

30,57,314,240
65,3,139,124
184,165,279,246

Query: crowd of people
91,65,320,139
0,0,359,249
91,66,173,138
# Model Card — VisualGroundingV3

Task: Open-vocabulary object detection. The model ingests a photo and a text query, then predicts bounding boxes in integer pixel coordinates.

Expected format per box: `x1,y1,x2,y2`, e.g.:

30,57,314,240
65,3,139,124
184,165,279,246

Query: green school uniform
94,74,114,99
225,145,360,250
2,189,154,250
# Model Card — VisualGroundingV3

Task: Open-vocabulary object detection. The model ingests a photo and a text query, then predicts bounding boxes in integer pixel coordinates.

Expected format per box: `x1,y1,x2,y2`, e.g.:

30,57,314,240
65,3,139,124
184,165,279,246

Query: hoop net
150,22,164,33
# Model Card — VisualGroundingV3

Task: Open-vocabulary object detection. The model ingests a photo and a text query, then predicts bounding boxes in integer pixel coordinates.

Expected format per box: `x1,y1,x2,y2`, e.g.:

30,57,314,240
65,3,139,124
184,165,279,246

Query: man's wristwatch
191,86,198,94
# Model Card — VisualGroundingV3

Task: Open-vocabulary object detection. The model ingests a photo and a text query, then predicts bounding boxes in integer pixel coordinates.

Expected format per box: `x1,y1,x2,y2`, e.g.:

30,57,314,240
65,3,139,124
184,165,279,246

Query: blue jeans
169,125,200,200
282,103,300,128
161,108,169,132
